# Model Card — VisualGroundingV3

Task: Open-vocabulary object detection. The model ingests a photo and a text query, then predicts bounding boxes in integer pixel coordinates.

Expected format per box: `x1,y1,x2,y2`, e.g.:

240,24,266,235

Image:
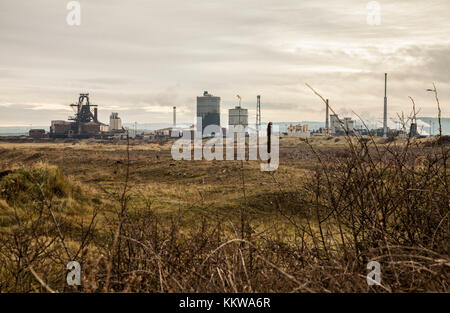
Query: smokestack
173,106,176,127
94,108,98,122
383,73,387,137
325,99,329,133
256,95,261,132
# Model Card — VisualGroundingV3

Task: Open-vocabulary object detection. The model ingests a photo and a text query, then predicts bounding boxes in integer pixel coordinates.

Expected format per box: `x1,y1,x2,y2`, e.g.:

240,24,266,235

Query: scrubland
0,135,448,292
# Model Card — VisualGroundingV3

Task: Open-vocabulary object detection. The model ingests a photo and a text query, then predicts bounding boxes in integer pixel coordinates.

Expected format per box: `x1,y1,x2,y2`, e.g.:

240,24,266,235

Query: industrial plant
286,124,310,137
48,93,124,139
24,73,433,141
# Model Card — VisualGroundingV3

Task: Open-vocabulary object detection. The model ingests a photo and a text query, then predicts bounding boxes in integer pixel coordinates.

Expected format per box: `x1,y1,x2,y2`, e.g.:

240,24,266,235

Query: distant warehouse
286,124,310,138
50,120,73,138
28,129,46,139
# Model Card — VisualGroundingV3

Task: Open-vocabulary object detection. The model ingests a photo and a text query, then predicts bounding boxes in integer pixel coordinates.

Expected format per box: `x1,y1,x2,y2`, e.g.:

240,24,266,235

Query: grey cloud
0,0,449,125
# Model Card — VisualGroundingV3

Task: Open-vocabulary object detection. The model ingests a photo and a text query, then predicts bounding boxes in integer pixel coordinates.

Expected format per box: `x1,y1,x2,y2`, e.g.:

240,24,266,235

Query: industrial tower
383,73,388,137
256,95,261,132
196,91,220,134
69,93,99,136
173,106,176,128
69,93,98,124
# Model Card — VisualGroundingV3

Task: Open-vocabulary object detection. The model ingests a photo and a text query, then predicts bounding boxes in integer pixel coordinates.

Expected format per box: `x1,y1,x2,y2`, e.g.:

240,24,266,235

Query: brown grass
0,102,448,292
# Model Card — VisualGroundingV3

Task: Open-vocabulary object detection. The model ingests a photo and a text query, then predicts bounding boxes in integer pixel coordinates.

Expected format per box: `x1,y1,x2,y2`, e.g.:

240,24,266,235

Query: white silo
109,112,122,131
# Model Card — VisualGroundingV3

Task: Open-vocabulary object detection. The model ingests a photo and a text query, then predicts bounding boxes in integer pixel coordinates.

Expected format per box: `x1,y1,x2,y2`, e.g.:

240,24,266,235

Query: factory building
197,91,220,134
343,117,354,132
29,129,46,139
50,93,121,138
312,127,332,136
78,122,101,136
329,114,356,136
50,93,103,138
286,124,310,138
50,120,74,138
228,106,248,128
330,114,340,134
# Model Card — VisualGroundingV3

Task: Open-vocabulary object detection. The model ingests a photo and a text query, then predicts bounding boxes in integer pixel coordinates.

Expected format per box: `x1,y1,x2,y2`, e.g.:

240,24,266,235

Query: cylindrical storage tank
197,91,220,133
228,106,248,128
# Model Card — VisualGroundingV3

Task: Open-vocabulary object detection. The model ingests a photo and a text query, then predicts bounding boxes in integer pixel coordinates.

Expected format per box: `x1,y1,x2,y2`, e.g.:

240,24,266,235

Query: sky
0,0,449,127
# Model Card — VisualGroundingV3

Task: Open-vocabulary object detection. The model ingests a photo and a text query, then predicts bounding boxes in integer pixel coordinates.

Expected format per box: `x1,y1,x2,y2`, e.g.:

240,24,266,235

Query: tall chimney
256,95,261,132
383,73,387,137
94,108,98,122
325,99,329,133
173,106,176,127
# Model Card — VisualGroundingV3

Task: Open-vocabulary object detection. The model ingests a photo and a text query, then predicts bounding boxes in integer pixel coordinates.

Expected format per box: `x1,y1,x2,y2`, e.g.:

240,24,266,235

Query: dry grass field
0,135,448,292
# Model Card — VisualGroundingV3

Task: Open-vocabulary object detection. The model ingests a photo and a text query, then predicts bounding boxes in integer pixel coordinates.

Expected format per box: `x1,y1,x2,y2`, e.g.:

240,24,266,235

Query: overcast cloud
0,0,448,126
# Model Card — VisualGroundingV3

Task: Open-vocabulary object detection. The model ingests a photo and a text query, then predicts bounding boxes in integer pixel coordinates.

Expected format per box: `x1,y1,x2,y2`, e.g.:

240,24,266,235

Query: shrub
0,163,71,204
